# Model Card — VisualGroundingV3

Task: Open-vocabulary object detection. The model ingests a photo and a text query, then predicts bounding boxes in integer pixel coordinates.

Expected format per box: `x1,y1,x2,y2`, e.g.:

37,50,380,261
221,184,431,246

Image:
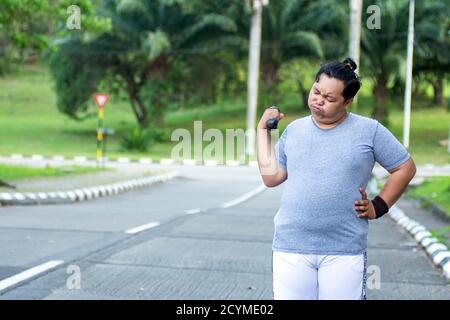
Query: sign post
93,93,110,168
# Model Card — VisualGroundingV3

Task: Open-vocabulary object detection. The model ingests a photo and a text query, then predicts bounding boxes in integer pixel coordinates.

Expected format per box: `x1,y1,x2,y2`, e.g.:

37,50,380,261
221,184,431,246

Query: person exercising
256,57,417,300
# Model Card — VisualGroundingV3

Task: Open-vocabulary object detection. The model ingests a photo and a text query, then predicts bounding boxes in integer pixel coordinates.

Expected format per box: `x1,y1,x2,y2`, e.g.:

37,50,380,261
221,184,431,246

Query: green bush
120,128,155,152
154,128,172,142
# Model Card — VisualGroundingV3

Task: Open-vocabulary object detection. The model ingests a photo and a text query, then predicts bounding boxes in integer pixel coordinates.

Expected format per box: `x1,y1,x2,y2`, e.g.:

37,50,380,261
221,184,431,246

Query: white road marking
221,184,267,209
185,208,202,215
125,222,160,235
184,184,267,214
0,260,64,292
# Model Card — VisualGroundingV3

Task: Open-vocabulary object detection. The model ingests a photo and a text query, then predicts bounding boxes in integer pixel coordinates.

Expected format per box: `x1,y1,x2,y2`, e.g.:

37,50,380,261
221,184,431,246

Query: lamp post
246,0,269,162
349,0,362,111
403,0,415,149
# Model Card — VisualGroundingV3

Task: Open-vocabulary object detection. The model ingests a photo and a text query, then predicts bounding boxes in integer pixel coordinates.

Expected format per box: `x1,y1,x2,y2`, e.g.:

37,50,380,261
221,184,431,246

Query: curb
0,171,180,206
368,175,450,281
6,154,258,167
416,196,450,223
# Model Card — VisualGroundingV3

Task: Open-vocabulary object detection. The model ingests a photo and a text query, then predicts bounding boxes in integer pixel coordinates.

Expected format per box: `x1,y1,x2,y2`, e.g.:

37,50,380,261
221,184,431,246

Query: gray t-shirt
273,112,410,255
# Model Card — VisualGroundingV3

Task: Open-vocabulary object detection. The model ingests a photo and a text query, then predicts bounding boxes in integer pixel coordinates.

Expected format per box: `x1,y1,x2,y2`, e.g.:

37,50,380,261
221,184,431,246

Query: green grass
429,226,450,248
0,163,105,181
407,176,450,217
0,64,449,164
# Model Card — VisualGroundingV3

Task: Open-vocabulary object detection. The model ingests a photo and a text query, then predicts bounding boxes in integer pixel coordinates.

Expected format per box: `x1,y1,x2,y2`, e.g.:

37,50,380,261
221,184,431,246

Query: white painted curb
368,175,450,281
0,171,180,207
6,154,260,167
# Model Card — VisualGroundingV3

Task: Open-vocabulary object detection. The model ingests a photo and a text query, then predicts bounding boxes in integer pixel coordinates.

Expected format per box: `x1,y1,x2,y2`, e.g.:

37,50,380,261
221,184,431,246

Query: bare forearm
379,168,416,208
256,107,286,187
256,128,277,178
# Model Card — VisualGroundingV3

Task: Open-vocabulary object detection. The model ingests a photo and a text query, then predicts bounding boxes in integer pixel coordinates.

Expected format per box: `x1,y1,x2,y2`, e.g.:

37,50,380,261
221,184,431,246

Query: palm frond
177,13,237,48
141,30,171,61
281,31,323,59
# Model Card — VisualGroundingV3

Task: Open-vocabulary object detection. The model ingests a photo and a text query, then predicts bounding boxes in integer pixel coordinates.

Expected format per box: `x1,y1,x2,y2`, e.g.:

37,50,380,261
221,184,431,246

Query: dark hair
314,57,361,101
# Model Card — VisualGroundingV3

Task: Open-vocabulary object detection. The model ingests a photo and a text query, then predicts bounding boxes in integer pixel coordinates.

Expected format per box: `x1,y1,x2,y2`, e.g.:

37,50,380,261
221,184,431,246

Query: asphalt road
0,164,449,299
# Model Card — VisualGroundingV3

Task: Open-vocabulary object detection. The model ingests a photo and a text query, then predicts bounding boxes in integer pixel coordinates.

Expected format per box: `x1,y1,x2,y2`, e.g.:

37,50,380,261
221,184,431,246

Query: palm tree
360,0,409,125
51,0,240,128
413,0,449,108
259,0,347,102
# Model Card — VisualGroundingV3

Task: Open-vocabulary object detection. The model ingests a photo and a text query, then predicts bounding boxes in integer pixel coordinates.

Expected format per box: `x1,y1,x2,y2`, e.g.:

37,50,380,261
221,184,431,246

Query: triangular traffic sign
93,93,110,109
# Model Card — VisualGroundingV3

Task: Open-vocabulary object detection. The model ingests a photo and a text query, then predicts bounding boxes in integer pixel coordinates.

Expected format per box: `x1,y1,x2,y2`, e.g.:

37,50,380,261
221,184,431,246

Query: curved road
0,163,449,299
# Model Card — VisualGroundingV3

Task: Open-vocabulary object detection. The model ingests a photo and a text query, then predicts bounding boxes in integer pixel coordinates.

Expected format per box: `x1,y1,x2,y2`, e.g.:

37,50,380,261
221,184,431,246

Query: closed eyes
314,89,336,102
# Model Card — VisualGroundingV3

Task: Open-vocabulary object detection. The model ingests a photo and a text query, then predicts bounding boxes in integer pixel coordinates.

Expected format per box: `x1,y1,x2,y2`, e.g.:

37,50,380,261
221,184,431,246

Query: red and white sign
93,93,110,109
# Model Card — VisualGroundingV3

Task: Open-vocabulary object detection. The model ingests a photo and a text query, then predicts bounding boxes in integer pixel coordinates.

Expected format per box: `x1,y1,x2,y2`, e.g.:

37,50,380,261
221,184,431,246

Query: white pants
272,251,367,300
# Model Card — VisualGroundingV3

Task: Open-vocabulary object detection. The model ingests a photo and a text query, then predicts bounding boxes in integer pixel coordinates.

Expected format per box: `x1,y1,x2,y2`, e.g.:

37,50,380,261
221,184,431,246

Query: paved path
0,164,448,299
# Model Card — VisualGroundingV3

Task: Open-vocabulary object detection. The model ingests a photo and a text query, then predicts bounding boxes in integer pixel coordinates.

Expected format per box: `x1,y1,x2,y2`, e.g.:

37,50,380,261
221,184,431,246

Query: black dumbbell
266,106,280,130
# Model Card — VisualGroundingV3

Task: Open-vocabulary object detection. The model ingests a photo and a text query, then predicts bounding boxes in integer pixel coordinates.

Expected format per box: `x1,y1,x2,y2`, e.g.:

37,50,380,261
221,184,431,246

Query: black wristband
371,195,389,219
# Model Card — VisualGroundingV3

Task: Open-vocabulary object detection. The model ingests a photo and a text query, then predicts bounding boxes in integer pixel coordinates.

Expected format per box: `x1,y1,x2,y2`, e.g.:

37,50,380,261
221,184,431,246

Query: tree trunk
147,56,169,128
296,78,310,110
119,56,170,129
372,75,390,125
151,95,165,128
432,74,444,108
126,91,148,129
262,62,279,99
121,70,149,129
134,95,149,129
413,74,422,97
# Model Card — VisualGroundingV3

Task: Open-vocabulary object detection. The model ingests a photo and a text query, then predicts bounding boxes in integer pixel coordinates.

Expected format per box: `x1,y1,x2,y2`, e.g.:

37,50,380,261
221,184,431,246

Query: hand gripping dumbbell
266,106,281,130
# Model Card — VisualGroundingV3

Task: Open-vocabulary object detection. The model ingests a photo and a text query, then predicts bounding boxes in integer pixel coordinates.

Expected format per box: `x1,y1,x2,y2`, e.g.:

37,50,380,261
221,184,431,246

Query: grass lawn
0,65,449,164
406,176,450,246
407,176,450,218
0,163,105,181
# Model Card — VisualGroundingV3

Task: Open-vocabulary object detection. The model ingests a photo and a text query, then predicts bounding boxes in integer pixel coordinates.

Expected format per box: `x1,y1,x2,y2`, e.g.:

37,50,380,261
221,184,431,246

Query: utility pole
403,0,415,149
246,0,268,161
447,114,450,153
447,33,450,153
349,0,362,111
349,0,362,70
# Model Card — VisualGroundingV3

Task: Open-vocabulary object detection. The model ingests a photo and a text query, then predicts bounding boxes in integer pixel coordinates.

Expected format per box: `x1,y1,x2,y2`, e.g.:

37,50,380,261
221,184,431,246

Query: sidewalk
397,197,450,244
366,210,449,299
373,163,450,181
374,169,449,254
0,165,169,193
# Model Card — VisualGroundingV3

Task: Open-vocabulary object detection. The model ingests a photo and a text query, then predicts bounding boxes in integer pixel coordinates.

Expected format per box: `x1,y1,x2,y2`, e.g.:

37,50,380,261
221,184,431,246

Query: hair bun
342,57,357,71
